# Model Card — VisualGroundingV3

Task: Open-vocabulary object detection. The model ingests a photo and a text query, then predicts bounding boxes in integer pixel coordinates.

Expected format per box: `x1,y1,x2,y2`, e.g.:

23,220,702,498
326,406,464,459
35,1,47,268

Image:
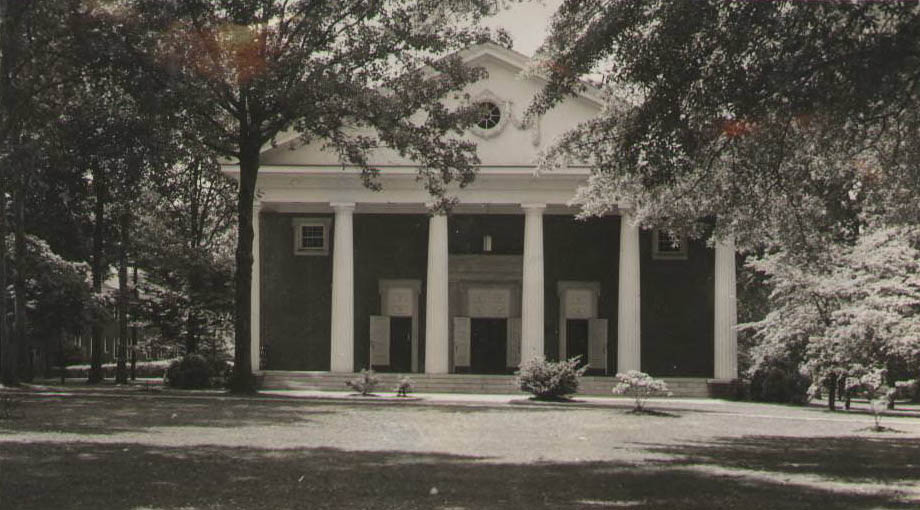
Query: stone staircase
259,371,713,397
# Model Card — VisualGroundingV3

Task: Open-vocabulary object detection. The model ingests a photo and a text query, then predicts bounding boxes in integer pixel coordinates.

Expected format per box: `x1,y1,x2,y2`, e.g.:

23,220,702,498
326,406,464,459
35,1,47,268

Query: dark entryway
471,318,507,374
390,317,412,372
566,319,589,368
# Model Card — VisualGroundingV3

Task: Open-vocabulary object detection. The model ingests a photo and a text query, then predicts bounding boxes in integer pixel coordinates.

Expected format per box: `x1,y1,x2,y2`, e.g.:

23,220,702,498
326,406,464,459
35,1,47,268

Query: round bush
165,354,212,389
516,356,587,400
751,366,810,404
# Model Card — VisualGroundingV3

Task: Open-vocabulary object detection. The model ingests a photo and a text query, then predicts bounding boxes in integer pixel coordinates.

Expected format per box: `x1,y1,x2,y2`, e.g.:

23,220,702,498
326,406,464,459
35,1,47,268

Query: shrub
164,354,212,389
859,368,892,431
516,356,587,401
750,365,811,404
346,369,380,396
612,370,672,412
395,376,414,397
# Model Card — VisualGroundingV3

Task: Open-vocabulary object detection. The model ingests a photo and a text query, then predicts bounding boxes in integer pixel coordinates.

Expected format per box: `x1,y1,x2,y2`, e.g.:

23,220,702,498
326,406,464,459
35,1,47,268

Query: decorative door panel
453,317,471,367
369,315,390,366
384,287,414,317
588,318,608,371
507,317,522,368
564,288,595,319
467,287,512,318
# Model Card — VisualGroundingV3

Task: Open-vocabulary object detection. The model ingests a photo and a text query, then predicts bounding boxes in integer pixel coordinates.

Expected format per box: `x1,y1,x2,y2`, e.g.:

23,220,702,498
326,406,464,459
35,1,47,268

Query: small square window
293,218,331,256
300,225,325,249
652,230,688,260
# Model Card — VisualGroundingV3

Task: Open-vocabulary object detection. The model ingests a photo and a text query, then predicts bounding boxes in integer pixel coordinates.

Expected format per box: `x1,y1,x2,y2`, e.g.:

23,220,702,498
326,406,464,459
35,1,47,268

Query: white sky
483,1,564,57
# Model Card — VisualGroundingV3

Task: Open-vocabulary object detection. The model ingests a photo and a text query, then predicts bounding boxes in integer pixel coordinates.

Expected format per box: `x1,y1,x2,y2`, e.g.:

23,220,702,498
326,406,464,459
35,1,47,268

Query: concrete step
259,371,713,397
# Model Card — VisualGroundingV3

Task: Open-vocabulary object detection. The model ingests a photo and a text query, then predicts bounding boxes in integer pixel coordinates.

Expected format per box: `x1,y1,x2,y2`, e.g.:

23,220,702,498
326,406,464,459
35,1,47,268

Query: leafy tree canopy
119,0,508,199
744,224,920,388
95,0,511,389
533,1,920,258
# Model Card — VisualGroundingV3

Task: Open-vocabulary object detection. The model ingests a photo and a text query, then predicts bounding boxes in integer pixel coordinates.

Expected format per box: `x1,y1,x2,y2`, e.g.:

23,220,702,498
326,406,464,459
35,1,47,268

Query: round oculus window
476,101,502,130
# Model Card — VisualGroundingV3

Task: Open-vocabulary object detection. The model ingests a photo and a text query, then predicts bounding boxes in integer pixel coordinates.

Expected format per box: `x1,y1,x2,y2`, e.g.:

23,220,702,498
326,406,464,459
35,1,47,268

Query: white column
521,204,546,363
250,201,261,373
714,237,738,380
617,213,641,373
424,213,449,374
330,202,355,372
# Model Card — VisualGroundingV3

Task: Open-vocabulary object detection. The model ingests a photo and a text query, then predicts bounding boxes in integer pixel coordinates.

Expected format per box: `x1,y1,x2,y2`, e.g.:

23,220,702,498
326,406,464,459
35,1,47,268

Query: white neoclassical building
224,43,738,395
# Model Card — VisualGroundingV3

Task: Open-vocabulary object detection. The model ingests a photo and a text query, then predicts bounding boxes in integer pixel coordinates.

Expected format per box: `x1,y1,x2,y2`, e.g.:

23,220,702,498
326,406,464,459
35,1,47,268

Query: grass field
1,386,918,509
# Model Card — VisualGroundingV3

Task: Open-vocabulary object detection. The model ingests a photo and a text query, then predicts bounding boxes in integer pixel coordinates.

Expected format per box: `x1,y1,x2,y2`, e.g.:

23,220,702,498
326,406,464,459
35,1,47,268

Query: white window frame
293,218,332,256
468,90,510,139
652,229,688,260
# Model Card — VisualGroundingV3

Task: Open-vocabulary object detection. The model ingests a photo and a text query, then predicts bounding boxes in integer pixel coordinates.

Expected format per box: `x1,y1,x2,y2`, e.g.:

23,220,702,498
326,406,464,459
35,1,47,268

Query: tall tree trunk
228,140,259,393
13,174,29,382
58,329,65,384
186,305,199,355
0,0,19,387
130,265,137,381
88,170,106,384
115,210,128,384
827,372,837,412
0,187,13,386
186,160,201,356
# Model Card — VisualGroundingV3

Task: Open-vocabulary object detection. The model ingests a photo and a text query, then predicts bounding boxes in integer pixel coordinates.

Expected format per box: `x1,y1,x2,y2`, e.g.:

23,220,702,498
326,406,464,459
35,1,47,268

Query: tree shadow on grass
644,435,920,485
0,396,333,435
1,441,916,510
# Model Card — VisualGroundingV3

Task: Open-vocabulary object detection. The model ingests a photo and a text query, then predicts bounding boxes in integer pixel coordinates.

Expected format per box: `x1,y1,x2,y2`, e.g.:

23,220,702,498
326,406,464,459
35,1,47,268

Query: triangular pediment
258,42,602,168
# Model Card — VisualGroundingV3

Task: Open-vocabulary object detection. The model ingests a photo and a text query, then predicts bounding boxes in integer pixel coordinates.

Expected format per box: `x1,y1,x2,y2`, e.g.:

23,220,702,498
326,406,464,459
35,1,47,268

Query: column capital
715,235,736,252
619,210,638,224
424,203,448,216
521,203,546,213
330,202,356,212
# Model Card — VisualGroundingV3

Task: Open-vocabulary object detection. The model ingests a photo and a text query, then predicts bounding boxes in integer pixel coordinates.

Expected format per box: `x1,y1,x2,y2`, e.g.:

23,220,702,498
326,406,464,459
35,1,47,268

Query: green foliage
743,225,920,399
14,236,95,339
395,376,414,397
535,2,920,251
0,0,92,386
134,153,236,357
749,365,811,405
534,2,920,413
111,0,509,389
516,356,587,400
612,370,672,412
164,354,226,389
346,369,380,396
853,368,893,431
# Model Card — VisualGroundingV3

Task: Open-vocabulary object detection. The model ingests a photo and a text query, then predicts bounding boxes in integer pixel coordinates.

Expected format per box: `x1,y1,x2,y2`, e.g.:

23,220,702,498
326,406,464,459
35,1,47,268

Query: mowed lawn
1,389,919,510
